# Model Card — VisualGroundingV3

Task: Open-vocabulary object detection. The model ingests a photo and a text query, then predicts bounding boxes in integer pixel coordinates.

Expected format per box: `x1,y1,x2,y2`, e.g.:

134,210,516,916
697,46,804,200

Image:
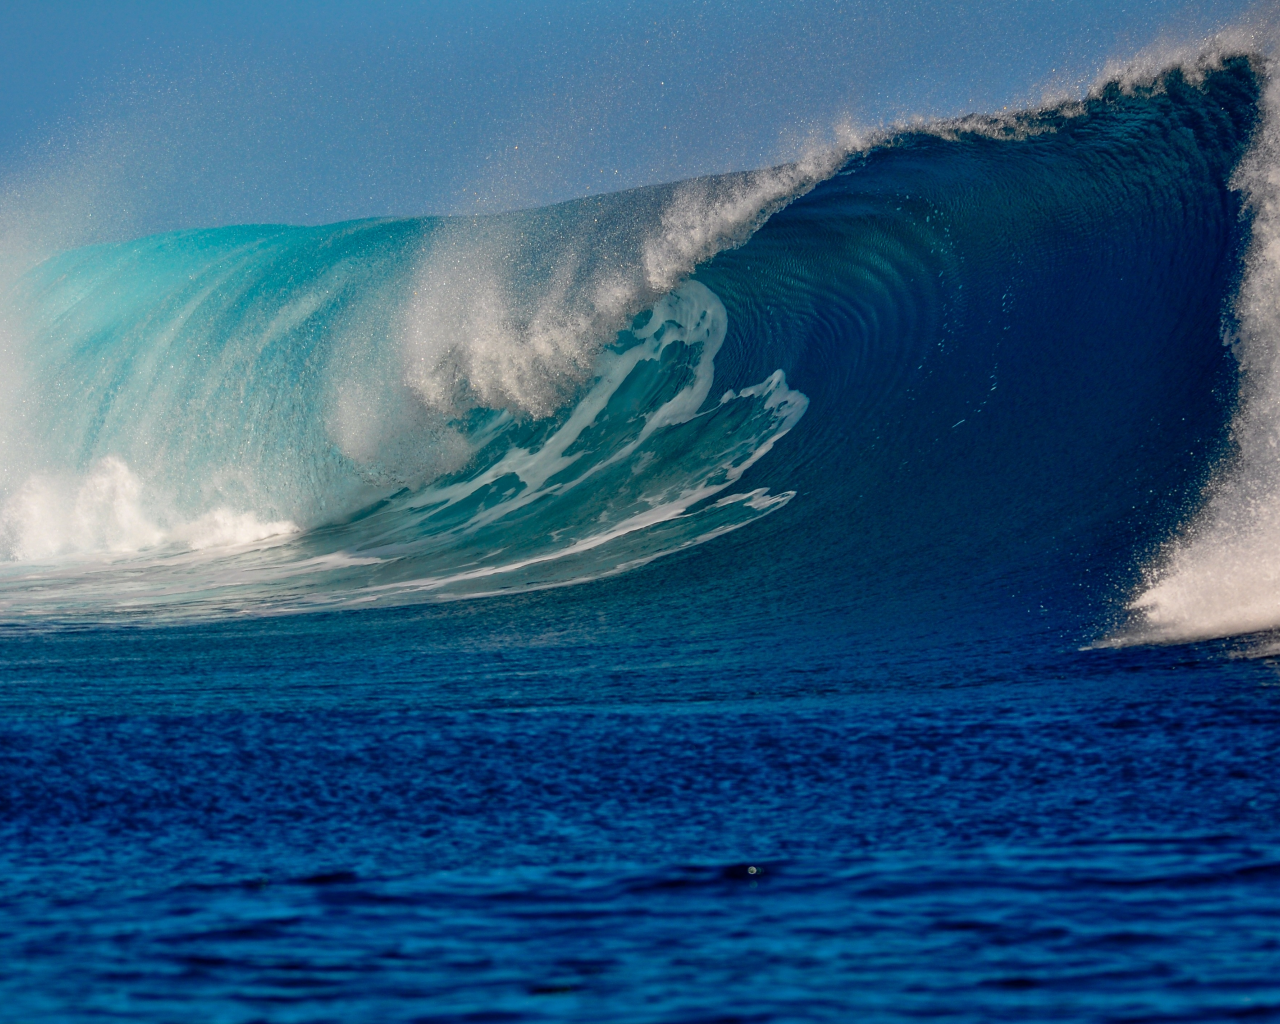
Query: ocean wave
0,45,1272,632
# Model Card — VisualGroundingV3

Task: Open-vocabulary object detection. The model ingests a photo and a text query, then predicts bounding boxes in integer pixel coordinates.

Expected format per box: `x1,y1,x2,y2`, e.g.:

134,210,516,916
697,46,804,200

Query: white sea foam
401,280,805,537
639,140,860,292
343,280,809,600
400,131,862,422
1088,24,1266,99
0,456,296,563
1115,28,1280,645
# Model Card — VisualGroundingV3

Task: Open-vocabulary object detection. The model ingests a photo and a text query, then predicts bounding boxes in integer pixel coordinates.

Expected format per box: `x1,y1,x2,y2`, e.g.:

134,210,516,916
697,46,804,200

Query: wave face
0,57,1264,637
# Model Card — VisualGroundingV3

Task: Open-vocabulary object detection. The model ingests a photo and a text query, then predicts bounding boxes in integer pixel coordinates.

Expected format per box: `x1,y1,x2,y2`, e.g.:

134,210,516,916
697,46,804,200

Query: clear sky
0,0,1264,234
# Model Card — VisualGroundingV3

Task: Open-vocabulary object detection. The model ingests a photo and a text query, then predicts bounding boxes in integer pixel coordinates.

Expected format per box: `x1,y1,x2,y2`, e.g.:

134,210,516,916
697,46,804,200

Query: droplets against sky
0,0,1264,234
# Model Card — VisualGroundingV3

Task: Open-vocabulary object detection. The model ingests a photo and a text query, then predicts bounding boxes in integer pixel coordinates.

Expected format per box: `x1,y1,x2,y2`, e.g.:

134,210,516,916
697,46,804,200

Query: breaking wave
1,44,1279,644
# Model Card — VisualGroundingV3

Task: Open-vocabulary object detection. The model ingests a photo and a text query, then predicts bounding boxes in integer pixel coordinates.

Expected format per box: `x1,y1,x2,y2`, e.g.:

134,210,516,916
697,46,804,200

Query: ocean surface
4,49,1280,1022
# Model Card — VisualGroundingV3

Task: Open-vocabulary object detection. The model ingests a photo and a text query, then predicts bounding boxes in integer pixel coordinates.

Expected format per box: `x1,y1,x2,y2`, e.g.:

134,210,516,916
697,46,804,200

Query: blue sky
0,0,1262,231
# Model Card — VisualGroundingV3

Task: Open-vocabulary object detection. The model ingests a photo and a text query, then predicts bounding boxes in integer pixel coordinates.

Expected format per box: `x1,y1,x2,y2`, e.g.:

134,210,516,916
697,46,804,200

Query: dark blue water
4,58,1280,1021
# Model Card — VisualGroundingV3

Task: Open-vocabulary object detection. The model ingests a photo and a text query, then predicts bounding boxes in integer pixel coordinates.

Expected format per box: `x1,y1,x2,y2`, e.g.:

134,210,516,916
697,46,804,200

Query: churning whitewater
0,41,1278,644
